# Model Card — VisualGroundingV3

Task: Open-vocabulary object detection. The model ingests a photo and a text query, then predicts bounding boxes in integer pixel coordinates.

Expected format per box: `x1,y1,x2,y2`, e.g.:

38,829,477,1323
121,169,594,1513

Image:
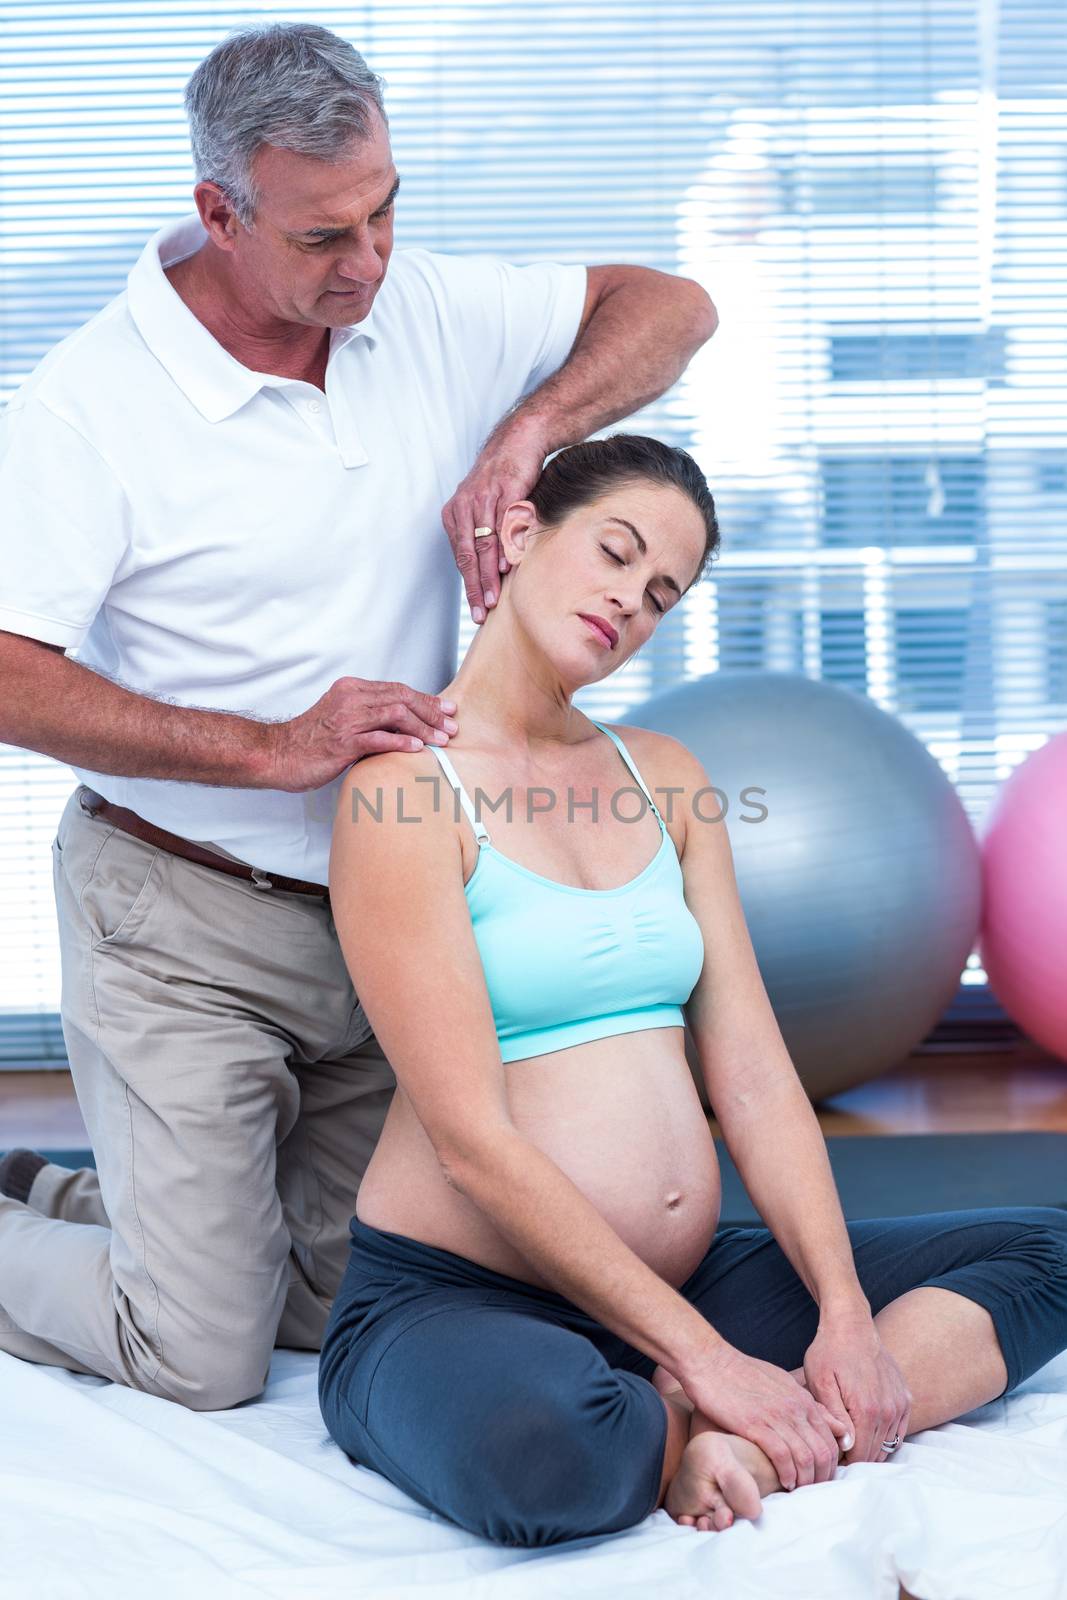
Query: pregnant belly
355,1027,722,1291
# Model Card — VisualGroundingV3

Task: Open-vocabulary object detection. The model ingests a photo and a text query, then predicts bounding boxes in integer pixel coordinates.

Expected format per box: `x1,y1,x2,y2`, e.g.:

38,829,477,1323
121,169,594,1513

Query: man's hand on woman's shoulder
259,675,458,793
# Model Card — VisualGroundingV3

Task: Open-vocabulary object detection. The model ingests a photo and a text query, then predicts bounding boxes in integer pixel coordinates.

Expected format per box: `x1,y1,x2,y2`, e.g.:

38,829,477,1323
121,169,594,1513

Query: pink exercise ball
980,731,1067,1061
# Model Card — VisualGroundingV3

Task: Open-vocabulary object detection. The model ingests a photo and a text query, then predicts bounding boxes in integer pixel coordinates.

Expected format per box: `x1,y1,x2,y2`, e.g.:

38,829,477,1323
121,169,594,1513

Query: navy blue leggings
318,1206,1067,1548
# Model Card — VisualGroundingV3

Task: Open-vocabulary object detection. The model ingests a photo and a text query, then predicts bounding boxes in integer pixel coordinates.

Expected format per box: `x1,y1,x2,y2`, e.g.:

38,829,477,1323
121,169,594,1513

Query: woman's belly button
634,1182,721,1275
358,1036,721,1274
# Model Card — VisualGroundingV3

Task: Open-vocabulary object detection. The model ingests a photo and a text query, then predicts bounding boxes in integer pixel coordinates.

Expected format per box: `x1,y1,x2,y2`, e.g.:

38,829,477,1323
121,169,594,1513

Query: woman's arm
328,750,729,1381
332,744,852,1490
669,734,870,1318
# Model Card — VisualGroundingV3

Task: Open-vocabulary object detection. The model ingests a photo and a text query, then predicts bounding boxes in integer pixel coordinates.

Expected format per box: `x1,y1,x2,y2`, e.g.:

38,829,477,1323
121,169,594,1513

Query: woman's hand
680,1343,853,1490
801,1310,912,1465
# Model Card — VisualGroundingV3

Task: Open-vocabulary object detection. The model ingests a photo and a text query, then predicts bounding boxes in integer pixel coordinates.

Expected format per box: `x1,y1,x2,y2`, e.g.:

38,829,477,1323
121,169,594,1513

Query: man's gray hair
184,22,388,228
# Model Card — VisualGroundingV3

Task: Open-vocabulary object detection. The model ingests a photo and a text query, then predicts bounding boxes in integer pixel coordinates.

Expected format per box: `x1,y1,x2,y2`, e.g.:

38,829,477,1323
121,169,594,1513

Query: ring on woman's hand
473,526,494,539
879,1435,902,1453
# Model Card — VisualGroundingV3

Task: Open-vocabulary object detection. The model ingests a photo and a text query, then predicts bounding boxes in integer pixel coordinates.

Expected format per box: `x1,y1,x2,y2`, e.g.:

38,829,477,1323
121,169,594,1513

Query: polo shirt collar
126,212,379,424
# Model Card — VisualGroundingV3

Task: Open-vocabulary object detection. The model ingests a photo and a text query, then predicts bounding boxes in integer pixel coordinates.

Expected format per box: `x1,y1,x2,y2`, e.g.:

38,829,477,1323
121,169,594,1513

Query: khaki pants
0,785,396,1410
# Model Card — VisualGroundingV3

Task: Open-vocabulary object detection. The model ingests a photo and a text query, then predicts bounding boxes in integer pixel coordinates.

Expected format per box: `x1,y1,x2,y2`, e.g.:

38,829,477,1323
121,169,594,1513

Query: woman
318,433,1067,1547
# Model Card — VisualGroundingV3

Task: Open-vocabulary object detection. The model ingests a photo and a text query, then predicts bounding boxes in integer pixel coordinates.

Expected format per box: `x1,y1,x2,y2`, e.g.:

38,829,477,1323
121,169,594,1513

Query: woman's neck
440,604,592,754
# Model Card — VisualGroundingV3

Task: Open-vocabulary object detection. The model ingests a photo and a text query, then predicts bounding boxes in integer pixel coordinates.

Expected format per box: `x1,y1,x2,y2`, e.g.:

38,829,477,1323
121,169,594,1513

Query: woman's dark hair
526,432,720,593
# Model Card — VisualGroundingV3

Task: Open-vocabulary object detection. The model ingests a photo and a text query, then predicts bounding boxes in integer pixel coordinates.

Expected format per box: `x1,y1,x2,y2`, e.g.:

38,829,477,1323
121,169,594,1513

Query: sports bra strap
589,720,664,824
425,721,662,846
424,743,492,845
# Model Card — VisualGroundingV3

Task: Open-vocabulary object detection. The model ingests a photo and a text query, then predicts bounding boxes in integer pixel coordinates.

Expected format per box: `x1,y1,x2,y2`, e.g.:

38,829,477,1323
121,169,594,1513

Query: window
820,608,869,697
895,608,970,713
1048,600,1067,708
829,327,1007,384
2,0,1064,1059
821,456,985,547
782,163,942,217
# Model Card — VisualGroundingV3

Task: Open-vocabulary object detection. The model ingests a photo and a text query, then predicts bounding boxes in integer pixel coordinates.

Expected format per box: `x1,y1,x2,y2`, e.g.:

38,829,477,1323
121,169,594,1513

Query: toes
690,1502,733,1533
719,1461,764,1521
695,1442,762,1519
669,1437,762,1533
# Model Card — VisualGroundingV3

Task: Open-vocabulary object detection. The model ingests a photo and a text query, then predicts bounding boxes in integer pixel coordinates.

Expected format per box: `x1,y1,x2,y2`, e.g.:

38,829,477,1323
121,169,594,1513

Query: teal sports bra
425,720,705,1062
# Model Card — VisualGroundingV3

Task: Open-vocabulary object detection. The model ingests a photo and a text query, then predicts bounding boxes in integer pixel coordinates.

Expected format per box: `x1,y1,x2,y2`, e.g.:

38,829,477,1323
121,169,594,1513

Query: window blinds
2,0,1063,1064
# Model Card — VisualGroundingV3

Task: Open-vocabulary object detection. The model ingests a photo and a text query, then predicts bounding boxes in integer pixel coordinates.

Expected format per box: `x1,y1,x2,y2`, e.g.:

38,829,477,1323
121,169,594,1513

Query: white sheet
3,1345,1066,1600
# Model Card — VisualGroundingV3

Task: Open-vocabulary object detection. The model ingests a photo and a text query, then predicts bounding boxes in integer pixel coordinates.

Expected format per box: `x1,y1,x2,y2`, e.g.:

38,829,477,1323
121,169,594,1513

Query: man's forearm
0,637,275,787
499,270,717,456
718,1073,871,1317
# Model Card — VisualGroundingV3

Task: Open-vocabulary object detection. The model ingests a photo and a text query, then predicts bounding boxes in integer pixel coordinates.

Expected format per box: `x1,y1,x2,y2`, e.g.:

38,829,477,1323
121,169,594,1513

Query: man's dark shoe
0,1149,48,1205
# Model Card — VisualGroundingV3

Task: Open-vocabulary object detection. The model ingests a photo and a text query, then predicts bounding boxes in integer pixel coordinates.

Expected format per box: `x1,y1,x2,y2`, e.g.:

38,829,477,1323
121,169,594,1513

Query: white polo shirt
0,213,587,883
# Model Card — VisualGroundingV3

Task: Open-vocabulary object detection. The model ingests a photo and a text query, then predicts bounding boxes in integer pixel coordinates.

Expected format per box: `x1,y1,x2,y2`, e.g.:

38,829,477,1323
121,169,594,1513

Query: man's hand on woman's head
441,421,549,625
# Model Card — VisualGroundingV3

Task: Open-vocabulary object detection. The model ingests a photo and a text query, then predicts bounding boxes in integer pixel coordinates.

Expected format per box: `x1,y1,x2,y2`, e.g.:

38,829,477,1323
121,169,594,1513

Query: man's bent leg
11,811,386,1359
0,790,365,1406
274,1021,396,1350
25,1159,109,1226
13,1024,393,1351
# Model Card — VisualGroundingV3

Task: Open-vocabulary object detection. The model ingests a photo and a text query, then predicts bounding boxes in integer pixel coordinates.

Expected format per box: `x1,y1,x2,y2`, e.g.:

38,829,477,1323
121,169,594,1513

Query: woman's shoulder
331,746,470,896
596,721,711,853
336,745,458,820
596,720,706,787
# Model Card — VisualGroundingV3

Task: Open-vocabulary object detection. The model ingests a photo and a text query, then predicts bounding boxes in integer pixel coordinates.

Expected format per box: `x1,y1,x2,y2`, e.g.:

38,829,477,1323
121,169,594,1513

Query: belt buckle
250,867,274,891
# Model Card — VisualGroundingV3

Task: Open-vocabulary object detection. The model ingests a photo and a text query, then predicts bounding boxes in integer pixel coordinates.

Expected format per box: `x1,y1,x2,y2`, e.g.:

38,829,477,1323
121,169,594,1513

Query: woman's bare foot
664,1427,776,1533
658,1364,843,1531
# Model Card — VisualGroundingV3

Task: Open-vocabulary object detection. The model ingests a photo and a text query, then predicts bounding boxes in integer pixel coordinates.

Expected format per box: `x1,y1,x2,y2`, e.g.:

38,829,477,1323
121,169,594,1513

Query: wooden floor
2,1035,1066,1148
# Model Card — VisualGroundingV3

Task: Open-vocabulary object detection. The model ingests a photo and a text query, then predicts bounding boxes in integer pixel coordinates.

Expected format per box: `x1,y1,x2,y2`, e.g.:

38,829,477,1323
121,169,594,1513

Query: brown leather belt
78,787,330,899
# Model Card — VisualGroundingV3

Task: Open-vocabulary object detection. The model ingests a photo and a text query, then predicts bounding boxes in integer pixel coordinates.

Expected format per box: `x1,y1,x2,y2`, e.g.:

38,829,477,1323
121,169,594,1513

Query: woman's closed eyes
599,543,665,615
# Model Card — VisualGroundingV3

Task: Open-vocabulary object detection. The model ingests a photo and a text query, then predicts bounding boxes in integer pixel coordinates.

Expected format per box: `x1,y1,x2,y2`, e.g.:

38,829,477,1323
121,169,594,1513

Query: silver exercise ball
620,672,981,1102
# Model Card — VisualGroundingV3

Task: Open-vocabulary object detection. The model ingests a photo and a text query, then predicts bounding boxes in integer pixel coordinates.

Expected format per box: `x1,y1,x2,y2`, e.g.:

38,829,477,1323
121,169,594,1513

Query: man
0,21,716,1410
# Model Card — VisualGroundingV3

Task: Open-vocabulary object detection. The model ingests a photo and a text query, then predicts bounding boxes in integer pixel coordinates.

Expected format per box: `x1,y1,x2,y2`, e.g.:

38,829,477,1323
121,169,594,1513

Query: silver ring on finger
473,526,494,539
879,1434,902,1453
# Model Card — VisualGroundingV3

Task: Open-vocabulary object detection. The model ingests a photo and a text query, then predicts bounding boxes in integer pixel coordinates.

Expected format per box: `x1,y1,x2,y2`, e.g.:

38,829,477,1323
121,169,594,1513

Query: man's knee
135,1303,280,1412
150,1343,274,1412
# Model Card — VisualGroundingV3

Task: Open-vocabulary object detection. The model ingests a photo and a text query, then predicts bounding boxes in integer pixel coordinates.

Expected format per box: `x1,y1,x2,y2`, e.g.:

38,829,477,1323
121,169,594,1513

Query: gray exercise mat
716,1133,1067,1224
23,1133,1067,1227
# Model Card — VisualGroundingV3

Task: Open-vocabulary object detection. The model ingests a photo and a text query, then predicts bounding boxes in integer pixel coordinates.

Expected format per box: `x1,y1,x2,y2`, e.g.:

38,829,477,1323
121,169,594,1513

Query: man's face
225,113,397,330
